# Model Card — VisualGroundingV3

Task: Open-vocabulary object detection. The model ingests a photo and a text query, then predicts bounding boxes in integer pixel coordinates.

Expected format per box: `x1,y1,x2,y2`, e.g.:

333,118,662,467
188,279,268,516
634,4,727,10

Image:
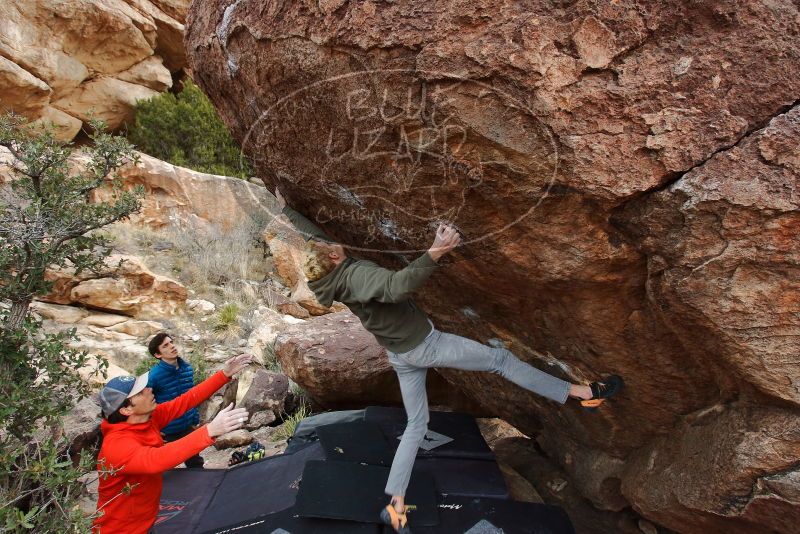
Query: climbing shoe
581,375,624,410
380,504,412,533
228,450,247,466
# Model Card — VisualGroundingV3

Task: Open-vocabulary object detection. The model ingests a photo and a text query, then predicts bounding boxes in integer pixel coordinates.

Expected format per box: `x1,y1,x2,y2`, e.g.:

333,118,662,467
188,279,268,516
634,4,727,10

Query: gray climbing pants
384,329,570,497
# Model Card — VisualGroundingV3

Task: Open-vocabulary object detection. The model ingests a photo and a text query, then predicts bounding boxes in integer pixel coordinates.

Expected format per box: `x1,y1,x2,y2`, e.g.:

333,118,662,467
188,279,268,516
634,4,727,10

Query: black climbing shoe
581,375,624,410
380,504,412,533
228,450,247,467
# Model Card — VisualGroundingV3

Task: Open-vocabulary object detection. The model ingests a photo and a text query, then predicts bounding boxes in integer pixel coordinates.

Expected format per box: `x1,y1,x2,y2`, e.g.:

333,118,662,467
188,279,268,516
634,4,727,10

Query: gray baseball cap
99,373,149,418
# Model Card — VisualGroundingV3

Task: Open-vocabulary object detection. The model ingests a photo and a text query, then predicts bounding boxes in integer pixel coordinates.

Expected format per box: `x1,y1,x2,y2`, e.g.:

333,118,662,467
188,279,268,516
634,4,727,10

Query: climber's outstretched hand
428,224,461,262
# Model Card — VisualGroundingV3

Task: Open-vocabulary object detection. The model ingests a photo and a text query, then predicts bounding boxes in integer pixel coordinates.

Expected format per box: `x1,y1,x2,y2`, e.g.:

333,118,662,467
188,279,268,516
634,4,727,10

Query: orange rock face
40,254,187,319
187,1,800,531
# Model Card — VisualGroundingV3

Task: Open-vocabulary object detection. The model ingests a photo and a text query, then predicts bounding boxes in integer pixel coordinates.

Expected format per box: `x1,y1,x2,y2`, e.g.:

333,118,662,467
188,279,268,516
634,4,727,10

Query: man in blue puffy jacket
146,332,204,468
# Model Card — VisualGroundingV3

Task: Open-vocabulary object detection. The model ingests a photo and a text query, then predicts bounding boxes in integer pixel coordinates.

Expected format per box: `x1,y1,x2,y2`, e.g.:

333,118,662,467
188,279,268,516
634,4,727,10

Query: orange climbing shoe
580,375,624,410
380,504,412,533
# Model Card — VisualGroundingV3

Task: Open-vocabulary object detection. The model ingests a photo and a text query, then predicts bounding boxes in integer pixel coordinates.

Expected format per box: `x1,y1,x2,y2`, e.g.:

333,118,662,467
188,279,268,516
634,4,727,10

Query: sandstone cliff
186,1,800,532
0,0,191,140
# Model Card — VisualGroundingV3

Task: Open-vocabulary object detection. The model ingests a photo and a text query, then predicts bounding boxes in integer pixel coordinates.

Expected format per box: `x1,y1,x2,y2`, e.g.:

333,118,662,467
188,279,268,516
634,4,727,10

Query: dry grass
101,218,272,314
263,339,280,372
212,302,242,339
273,403,310,442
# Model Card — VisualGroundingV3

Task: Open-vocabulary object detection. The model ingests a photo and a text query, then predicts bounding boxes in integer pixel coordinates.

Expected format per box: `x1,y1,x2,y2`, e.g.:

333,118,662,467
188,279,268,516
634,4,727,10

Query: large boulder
237,369,289,429
30,301,90,324
621,402,800,534
0,0,186,139
51,76,160,130
40,254,187,319
614,108,800,406
274,310,482,411
187,1,800,531
275,311,399,407
0,55,51,116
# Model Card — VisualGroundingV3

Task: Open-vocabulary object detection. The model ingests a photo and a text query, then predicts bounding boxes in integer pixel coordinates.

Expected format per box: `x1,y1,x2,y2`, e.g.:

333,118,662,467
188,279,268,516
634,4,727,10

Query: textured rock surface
621,402,800,534
263,214,348,315
244,307,297,364
274,311,402,406
493,436,642,534
213,428,252,449
238,369,288,429
0,0,186,139
615,108,800,406
149,0,191,23
30,301,90,324
275,310,478,410
187,1,800,531
40,254,187,319
610,105,800,533
91,151,276,231
263,287,311,319
59,395,102,459
262,215,305,292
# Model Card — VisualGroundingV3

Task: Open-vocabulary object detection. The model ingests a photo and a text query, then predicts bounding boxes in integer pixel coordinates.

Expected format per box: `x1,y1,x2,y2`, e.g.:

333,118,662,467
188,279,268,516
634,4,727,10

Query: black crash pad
285,410,366,454
317,422,507,498
388,495,575,534
199,505,381,534
294,460,439,526
195,443,325,533
413,457,508,499
364,406,493,460
155,468,226,534
317,421,393,466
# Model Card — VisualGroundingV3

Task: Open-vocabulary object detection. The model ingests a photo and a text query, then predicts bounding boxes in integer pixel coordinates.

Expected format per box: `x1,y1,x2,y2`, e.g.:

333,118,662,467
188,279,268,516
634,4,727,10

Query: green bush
0,319,102,533
133,357,154,377
127,80,254,179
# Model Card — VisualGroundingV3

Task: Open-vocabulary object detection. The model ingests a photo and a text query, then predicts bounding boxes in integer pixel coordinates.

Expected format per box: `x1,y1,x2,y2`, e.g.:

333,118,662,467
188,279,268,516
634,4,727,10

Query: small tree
128,80,254,179
0,114,142,532
0,114,142,329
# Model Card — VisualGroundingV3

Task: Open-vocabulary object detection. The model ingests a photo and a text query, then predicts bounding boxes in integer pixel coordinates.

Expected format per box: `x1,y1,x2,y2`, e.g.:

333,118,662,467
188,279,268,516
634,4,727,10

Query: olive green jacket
284,206,436,353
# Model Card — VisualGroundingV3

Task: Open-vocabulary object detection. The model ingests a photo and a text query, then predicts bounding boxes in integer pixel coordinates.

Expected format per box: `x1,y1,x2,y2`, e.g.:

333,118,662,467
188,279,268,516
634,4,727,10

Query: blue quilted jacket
146,357,200,436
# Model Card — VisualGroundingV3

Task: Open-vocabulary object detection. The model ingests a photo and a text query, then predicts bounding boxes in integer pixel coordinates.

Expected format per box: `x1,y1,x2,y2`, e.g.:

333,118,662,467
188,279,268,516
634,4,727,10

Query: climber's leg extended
384,351,428,505
413,330,572,404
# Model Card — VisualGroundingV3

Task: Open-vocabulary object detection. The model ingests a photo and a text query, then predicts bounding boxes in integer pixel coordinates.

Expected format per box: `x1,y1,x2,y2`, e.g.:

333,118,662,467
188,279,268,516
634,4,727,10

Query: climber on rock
274,188,623,533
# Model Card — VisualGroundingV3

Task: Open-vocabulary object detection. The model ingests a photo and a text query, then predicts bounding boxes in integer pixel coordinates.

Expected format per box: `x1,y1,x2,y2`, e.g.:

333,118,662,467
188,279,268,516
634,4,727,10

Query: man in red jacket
92,354,252,534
